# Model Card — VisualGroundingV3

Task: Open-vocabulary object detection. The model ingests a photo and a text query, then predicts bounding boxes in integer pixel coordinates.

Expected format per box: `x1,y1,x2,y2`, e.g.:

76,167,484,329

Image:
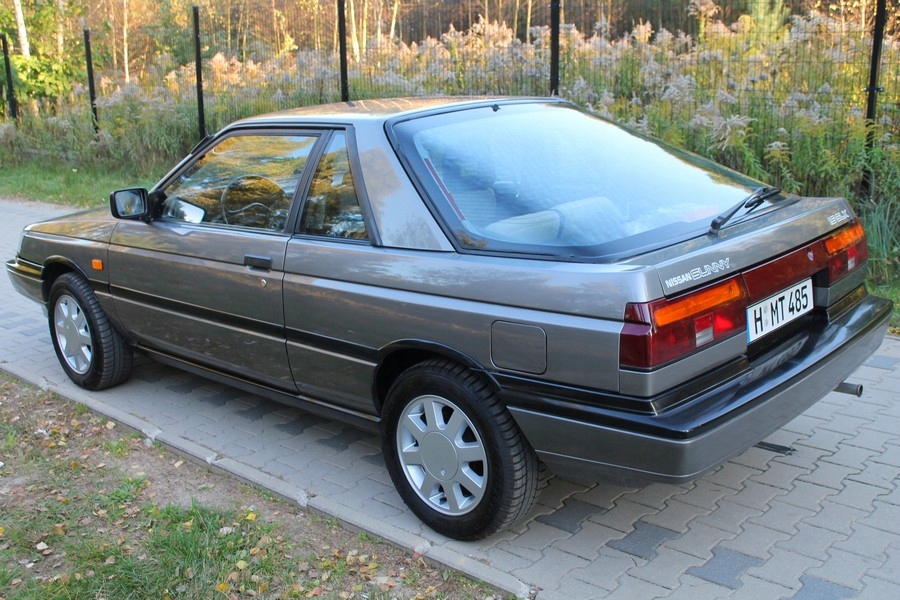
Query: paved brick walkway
2,198,898,599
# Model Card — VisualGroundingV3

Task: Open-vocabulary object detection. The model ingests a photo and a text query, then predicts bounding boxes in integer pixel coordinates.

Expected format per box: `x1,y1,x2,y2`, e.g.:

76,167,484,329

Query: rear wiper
708,186,781,236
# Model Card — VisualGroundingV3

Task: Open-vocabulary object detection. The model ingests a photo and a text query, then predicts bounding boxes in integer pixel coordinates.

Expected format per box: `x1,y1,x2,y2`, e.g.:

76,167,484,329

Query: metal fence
2,1,898,152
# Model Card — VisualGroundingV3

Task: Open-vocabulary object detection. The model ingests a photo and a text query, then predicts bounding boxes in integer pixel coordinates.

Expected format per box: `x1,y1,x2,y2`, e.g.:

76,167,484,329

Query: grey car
7,97,892,540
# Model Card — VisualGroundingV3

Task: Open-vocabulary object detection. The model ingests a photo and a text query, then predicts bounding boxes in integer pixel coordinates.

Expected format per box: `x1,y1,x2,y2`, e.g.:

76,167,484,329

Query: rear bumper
6,257,45,306
505,294,893,483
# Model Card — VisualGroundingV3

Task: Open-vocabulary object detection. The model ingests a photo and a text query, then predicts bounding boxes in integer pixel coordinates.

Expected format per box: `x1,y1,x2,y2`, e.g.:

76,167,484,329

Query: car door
109,130,322,390
283,130,379,412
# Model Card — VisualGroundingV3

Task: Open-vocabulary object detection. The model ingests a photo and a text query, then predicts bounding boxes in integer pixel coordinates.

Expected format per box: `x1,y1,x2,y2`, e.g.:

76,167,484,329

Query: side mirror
110,188,151,222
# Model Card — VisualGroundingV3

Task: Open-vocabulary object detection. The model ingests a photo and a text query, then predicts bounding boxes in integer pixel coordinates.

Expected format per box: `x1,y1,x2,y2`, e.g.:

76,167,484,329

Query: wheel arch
41,257,89,303
372,340,497,415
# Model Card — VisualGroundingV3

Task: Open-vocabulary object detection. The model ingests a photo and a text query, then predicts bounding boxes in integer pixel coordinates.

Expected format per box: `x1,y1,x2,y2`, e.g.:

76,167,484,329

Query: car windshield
392,102,761,258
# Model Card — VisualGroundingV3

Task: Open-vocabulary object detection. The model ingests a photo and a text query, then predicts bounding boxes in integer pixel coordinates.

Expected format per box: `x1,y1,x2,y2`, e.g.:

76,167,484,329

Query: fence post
864,0,887,199
550,1,560,96
337,0,350,102
83,29,99,132
2,34,18,120
193,5,207,139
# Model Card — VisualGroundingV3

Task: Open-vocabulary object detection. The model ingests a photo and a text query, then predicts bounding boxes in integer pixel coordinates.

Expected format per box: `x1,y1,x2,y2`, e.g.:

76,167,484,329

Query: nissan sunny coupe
7,97,892,540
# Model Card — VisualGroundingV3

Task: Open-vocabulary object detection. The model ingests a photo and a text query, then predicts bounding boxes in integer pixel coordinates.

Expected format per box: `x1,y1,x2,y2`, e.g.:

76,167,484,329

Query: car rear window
392,102,762,259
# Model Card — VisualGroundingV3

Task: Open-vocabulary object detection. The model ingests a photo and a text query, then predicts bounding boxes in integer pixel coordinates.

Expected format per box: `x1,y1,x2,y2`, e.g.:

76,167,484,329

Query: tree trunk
123,0,131,83
12,0,31,57
348,0,361,62
57,0,66,59
389,0,400,41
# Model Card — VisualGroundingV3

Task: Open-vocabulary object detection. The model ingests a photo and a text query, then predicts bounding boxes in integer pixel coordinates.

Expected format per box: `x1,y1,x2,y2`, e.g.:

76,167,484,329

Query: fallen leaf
235,560,248,570
36,542,49,551
105,421,116,430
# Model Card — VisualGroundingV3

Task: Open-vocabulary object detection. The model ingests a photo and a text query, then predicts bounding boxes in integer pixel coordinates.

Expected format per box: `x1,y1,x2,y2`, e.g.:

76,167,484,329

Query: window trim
153,126,326,234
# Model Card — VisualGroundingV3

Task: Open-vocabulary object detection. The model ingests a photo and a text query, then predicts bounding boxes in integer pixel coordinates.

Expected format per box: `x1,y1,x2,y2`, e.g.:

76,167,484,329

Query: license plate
746,278,813,343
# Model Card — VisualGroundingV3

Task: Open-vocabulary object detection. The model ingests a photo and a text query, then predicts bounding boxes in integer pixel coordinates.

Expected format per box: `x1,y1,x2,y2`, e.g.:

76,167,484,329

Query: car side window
161,133,317,231
299,132,368,240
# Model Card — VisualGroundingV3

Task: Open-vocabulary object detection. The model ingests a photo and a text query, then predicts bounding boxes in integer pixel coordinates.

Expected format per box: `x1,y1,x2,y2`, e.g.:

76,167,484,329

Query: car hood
23,206,119,243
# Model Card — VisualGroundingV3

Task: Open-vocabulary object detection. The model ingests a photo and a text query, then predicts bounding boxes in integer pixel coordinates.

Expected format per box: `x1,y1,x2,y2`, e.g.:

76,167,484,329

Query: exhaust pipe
834,381,863,397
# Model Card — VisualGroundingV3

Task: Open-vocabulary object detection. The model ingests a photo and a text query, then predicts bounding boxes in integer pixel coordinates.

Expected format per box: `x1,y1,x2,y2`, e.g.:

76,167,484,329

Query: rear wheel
49,272,133,390
381,358,540,540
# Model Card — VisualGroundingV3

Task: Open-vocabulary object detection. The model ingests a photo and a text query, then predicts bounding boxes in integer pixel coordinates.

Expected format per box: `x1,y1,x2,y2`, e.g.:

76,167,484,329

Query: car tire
381,358,540,540
48,272,133,390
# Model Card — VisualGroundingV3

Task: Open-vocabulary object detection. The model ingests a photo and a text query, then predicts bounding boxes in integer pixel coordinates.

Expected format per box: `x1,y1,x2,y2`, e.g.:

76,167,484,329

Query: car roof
232,96,567,127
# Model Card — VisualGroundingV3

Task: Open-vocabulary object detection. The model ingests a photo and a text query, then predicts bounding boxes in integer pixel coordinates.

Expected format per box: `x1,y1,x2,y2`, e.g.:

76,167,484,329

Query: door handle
244,254,272,270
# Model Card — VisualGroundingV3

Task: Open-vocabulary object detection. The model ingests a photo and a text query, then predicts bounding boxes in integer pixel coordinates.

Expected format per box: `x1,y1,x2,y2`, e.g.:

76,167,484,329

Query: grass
0,162,159,208
0,373,500,599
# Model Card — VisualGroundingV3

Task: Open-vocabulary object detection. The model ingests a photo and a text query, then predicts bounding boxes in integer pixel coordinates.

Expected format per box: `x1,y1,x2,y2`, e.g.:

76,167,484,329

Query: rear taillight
621,277,748,370
824,221,868,283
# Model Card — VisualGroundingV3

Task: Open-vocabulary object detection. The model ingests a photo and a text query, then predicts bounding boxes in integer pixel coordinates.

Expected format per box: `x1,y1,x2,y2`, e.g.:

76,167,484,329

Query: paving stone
858,500,900,535
536,497,606,534
575,481,636,509
591,498,659,533
626,482,691,509
235,401,281,421
719,522,792,560
869,442,900,467
746,548,823,589
795,428,852,453
867,541,900,589
662,575,741,600
663,521,736,560
626,546,706,589
608,521,681,560
554,521,625,560
797,461,859,491
481,546,534,574
569,548,640,592
275,413,329,436
535,477,595,509
725,576,795,600
705,461,763,491
727,478,786,509
686,546,765,590
862,414,900,437
730,446,777,471
776,522,846,561
698,499,763,535
608,574,672,598
747,499,815,535
776,480,839,509
643,498,710,532
317,427,370,451
856,575,900,600
832,523,897,561
553,576,611,599
785,575,857,600
677,479,738,510
828,479,891,511
512,547,589,587
823,444,879,470
865,355,900,371
803,500,870,536
805,548,880,590
507,520,571,551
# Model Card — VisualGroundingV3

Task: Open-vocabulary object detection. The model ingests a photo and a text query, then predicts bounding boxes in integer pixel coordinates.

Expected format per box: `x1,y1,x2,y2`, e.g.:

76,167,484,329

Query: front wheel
48,272,133,390
381,359,540,540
